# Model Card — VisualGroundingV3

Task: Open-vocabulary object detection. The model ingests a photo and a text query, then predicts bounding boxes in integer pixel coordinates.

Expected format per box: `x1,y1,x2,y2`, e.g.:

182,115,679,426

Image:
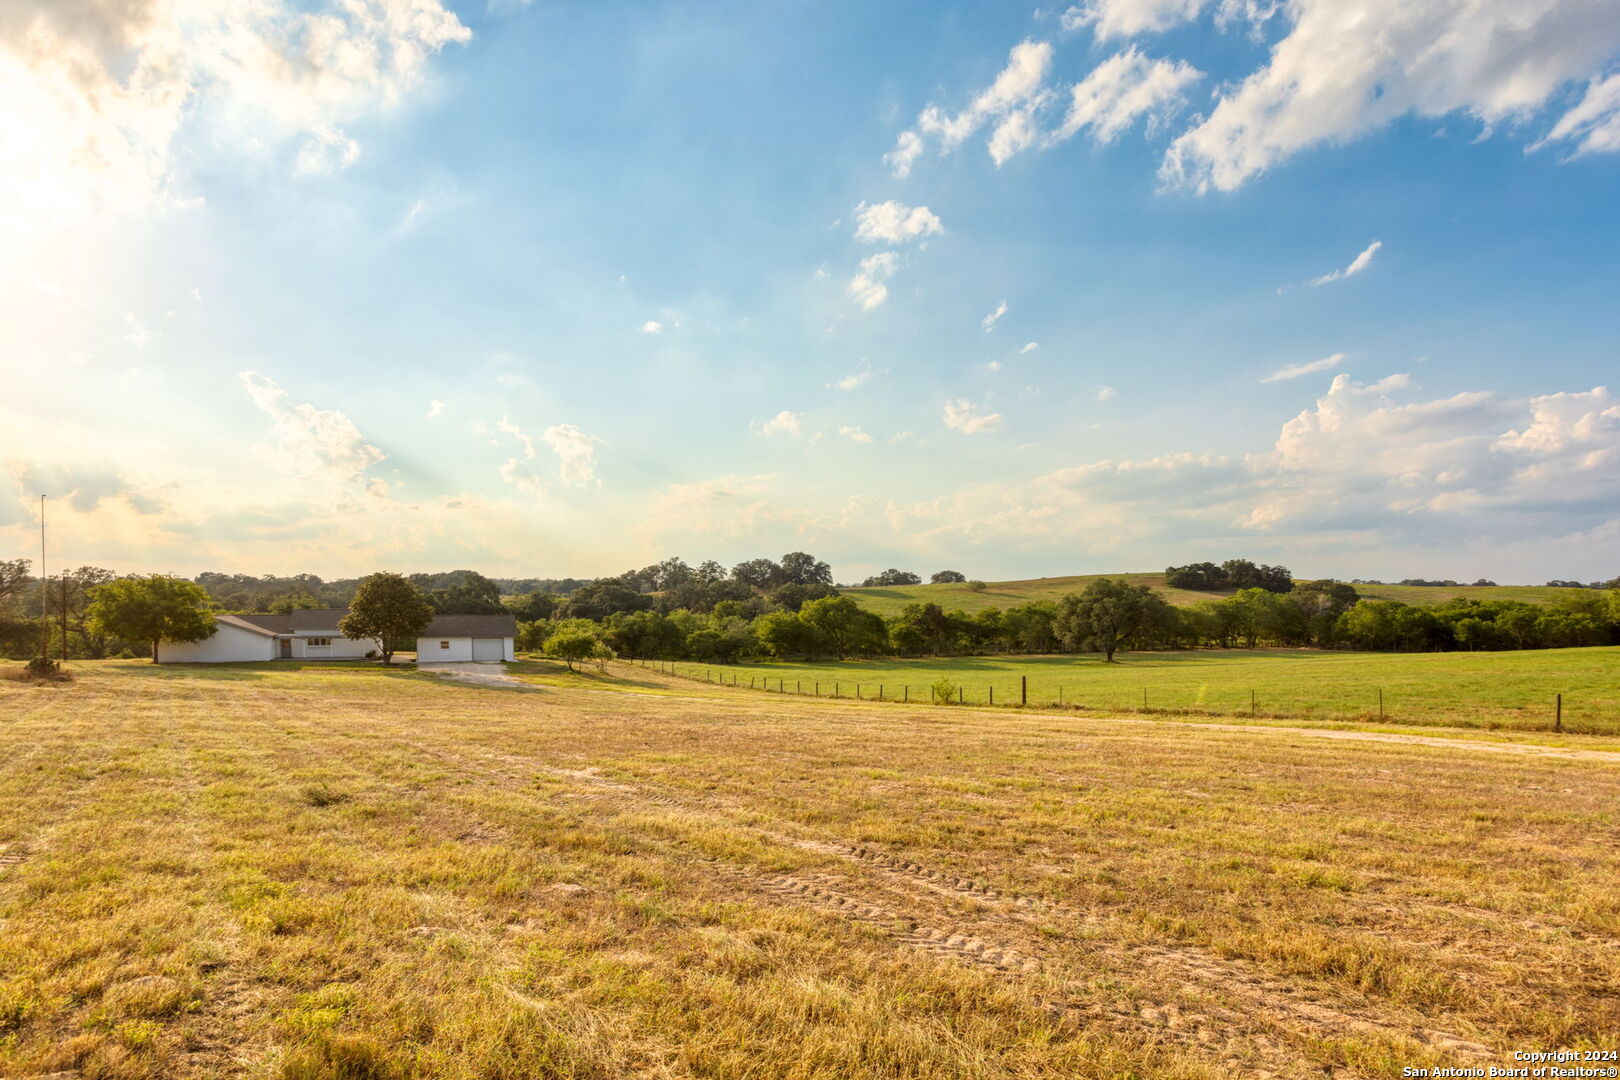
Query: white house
157,609,516,663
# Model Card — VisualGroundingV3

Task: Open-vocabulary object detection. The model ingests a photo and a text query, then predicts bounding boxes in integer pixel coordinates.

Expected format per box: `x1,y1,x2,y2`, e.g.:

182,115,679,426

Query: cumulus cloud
1048,47,1200,145
542,424,604,488
1060,0,1215,39
0,0,471,223
758,410,803,437
1020,342,1039,354
426,399,445,419
1262,353,1344,383
495,416,546,496
638,320,663,335
239,371,386,491
1160,0,1620,192
1096,386,1118,402
848,252,898,310
886,40,1054,175
943,399,1005,434
853,200,944,244
838,426,875,444
982,300,1008,330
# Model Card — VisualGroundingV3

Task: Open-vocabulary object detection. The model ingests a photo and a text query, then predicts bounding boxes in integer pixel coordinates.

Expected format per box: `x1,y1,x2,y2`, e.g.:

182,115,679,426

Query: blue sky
2,0,1618,584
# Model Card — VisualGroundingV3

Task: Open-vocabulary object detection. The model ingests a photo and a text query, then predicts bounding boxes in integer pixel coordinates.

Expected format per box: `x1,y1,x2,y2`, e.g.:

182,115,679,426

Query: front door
279,638,292,659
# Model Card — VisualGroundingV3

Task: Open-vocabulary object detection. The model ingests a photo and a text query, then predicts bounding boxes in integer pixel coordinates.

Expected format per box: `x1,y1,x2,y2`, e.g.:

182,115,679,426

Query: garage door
471,638,505,662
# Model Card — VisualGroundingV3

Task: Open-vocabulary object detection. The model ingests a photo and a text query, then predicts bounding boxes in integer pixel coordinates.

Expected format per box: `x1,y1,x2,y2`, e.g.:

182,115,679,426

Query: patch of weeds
300,783,351,808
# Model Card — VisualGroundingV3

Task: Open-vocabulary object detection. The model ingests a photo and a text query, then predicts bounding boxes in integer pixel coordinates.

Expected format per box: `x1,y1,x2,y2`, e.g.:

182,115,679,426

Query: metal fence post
1021,675,1027,706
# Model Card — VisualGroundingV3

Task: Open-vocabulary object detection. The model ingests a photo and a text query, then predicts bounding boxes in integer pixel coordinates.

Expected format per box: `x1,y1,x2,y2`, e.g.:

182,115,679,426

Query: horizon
3,2,1619,584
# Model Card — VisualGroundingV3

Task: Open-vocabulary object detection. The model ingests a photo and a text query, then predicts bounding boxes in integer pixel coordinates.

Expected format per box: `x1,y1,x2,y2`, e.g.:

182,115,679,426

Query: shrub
966,580,987,592
932,677,957,704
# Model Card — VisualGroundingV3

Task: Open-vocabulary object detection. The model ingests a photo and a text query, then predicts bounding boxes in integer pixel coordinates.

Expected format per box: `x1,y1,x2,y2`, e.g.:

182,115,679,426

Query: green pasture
661,646,1620,734
839,573,1591,617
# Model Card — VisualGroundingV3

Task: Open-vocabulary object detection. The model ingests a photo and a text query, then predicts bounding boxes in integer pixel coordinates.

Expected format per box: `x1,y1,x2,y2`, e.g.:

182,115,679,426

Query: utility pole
39,495,48,661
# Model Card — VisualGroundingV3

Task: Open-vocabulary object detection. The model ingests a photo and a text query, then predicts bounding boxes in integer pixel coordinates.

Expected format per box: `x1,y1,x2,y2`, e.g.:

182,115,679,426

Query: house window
307,637,331,647
440,640,450,649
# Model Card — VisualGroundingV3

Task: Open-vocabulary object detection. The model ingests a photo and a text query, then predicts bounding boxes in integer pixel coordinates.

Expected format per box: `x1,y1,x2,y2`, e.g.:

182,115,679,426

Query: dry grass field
1,659,1617,1080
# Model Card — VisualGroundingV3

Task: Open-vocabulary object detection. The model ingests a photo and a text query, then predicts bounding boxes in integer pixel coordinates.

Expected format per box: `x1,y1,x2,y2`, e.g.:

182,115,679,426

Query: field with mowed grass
840,573,1592,617
659,646,1620,734
2,659,1617,1079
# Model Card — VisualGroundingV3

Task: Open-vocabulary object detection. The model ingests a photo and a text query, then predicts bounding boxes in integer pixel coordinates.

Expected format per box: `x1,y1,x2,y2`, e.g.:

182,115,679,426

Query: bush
932,677,957,704
966,580,987,592
116,648,136,659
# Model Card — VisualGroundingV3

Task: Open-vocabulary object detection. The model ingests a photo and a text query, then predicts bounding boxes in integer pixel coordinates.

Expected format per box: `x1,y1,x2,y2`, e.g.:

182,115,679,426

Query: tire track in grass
376,733,1487,1075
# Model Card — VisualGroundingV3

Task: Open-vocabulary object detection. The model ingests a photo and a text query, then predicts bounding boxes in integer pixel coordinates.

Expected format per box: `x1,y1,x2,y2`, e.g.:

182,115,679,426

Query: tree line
519,576,1620,665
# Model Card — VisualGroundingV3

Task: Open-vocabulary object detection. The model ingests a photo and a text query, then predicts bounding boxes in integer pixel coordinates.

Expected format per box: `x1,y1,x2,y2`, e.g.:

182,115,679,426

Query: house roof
223,609,515,639
422,613,517,638
232,609,348,633
216,614,279,637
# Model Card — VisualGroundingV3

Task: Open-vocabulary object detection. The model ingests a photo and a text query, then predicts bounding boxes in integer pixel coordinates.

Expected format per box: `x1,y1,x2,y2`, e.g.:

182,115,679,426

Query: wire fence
622,657,1596,735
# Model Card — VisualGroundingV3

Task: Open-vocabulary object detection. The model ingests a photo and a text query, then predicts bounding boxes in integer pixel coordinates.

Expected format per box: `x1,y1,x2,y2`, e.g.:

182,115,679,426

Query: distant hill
839,573,1589,617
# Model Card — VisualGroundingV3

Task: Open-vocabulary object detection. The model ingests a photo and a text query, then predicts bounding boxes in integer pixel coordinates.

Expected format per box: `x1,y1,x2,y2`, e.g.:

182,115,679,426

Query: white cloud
1060,0,1212,38
1020,342,1039,354
832,365,875,391
1262,352,1345,383
426,399,445,419
495,416,546,496
1161,0,1620,192
0,0,471,224
542,424,604,488
1308,241,1382,287
848,252,898,310
240,371,385,490
123,313,150,348
1096,386,1118,402
1048,47,1200,146
943,399,1005,434
982,300,1008,330
759,410,803,437
838,426,875,444
853,200,944,244
638,320,663,335
988,360,1003,373
887,40,1054,176
1539,72,1620,156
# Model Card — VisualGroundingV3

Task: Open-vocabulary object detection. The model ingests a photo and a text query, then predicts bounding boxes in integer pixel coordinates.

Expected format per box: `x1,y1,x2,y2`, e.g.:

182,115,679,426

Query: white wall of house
160,623,276,663
416,637,514,662
289,635,375,660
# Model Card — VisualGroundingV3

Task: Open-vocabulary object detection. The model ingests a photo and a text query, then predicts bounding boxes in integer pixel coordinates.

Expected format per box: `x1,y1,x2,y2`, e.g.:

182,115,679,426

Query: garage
413,613,517,663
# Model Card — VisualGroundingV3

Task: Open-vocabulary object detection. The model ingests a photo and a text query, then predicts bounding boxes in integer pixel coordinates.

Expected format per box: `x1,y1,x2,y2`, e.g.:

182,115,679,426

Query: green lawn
839,573,1591,617
660,646,1620,734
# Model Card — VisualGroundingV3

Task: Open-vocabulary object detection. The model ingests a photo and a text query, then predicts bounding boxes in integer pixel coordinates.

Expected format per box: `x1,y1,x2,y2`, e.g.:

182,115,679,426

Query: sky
1,0,1618,586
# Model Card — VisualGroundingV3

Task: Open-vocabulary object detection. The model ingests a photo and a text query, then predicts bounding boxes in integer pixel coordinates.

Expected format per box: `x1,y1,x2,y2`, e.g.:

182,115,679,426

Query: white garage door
471,638,505,662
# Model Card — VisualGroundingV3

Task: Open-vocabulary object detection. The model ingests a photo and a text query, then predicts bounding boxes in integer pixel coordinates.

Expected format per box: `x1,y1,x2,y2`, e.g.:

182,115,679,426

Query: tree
413,570,504,614
731,558,785,589
930,570,967,584
799,596,884,660
780,551,833,586
0,559,30,607
544,626,609,671
339,572,434,665
861,568,922,587
768,582,837,613
86,575,217,664
1054,578,1173,662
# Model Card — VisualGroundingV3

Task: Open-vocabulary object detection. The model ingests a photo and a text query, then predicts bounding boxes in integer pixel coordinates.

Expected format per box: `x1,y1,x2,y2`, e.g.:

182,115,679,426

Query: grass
840,572,1594,617
660,646,1620,735
1,660,1617,1079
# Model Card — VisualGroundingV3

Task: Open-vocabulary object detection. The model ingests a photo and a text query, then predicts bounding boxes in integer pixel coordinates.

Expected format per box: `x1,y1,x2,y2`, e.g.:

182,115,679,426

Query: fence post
957,686,963,704
878,684,883,701
857,684,862,699
1143,687,1147,710
904,685,908,703
1378,688,1383,718
1021,675,1027,706
1556,692,1563,733
835,682,839,698
1251,689,1256,716
989,686,994,705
